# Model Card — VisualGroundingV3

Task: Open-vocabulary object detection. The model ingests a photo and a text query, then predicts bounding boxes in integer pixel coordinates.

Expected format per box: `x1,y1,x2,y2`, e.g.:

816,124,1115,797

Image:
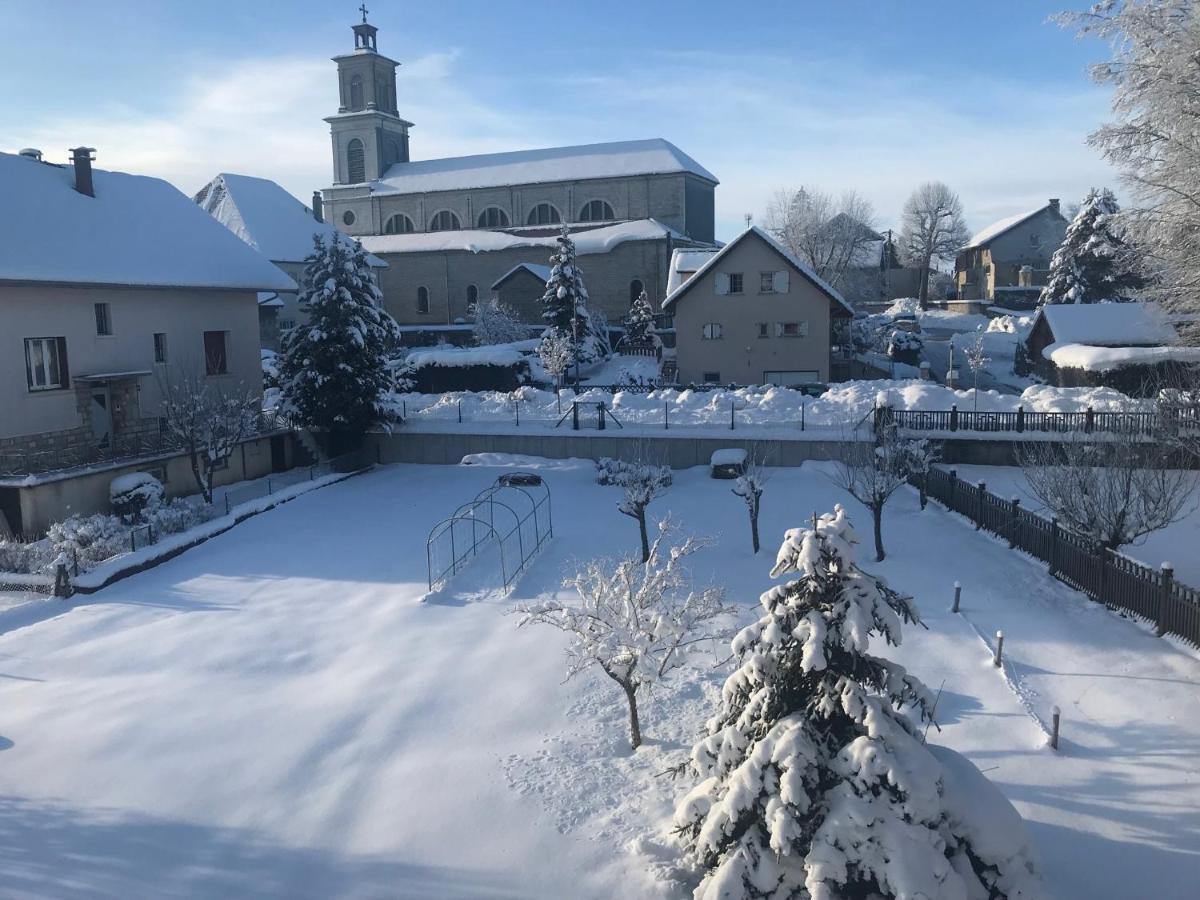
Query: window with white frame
24,337,67,391
756,322,769,338
476,207,510,228
759,272,775,294
526,203,561,226
384,213,415,234
728,272,744,294
702,322,723,340
429,210,461,232
579,199,615,222
94,302,112,335
775,321,808,338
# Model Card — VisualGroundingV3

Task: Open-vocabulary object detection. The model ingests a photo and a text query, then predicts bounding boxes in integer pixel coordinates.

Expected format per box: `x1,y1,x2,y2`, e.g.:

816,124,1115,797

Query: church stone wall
374,238,675,328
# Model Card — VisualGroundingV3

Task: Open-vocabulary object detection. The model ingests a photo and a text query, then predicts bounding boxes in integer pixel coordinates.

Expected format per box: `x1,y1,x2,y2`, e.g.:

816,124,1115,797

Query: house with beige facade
316,14,717,331
955,200,1068,306
0,148,296,535
194,172,387,350
663,228,854,386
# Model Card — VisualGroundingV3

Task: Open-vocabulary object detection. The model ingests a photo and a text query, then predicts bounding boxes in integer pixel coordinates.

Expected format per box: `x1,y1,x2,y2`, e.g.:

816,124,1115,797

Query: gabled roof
1035,302,1178,347
491,263,551,291
370,138,718,196
195,173,385,268
964,202,1062,250
0,152,295,292
661,226,854,316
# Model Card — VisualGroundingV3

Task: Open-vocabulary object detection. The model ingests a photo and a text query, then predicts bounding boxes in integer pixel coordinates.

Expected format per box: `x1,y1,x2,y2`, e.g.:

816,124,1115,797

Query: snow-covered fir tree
540,225,607,365
674,505,1041,899
279,235,402,447
1040,188,1144,305
623,290,659,346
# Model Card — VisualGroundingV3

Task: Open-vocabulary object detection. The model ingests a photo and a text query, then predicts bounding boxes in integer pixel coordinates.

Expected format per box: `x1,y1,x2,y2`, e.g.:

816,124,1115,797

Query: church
318,12,719,335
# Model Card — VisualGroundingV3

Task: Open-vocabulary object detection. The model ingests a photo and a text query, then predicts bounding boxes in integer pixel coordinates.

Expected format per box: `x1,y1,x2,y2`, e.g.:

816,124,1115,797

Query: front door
90,387,111,447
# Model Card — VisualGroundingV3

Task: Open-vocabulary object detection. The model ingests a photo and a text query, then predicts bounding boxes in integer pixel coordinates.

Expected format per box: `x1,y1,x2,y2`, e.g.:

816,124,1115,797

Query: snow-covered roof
195,173,385,268
361,219,686,256
964,203,1059,249
1044,343,1200,372
666,248,721,295
0,152,295,292
491,263,551,290
1036,302,1178,346
370,139,718,195
257,291,285,308
662,226,854,316
404,346,525,369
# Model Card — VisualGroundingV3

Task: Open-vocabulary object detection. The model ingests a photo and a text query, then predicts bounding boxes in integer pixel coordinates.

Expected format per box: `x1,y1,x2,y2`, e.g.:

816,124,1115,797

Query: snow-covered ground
1,460,1198,898
943,463,1200,588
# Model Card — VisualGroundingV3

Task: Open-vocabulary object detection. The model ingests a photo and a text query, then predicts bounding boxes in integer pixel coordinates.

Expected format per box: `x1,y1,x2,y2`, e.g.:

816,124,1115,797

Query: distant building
194,172,387,350
662,227,853,386
956,200,1068,307
0,148,294,534
317,13,718,330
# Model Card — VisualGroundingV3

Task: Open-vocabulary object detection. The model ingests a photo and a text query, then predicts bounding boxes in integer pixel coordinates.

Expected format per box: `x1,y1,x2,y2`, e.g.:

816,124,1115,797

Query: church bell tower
325,6,413,185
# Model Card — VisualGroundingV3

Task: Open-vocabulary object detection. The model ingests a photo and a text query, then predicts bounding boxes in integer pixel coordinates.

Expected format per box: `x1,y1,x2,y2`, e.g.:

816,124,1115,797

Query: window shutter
57,337,70,384
773,270,790,293
715,273,730,295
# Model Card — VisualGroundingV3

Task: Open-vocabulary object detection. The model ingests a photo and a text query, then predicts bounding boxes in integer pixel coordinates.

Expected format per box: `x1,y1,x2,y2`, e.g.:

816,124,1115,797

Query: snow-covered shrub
887,328,924,363
261,349,280,390
471,297,526,346
109,472,164,524
595,457,672,488
538,330,575,388
673,505,1042,899
516,520,731,749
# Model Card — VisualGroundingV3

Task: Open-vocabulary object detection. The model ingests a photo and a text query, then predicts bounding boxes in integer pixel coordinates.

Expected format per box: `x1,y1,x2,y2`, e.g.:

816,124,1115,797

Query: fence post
1097,544,1108,602
457,400,462,423
730,399,736,431
598,402,606,431
1009,497,1020,548
976,481,986,530
993,630,1004,667
1156,563,1174,637
948,469,957,510
225,492,231,515
267,477,273,494
950,404,958,432
514,400,520,427
572,402,579,431
801,401,806,432
664,403,669,430
53,562,71,598
952,581,962,613
1050,706,1061,750
1085,405,1094,433
1016,405,1025,433
1049,517,1060,577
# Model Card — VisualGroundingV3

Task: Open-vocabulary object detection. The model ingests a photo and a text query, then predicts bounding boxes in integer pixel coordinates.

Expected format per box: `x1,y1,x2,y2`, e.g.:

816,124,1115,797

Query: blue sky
0,1,1117,241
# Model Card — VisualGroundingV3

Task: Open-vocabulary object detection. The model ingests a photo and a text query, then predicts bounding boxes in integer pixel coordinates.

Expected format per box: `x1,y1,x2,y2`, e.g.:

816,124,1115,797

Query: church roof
195,173,385,268
491,263,552,290
360,218,689,256
0,152,295,291
370,138,718,195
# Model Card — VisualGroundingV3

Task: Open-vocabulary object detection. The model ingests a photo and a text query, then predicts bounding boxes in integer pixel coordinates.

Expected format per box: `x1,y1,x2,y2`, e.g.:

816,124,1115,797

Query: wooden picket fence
919,466,1200,648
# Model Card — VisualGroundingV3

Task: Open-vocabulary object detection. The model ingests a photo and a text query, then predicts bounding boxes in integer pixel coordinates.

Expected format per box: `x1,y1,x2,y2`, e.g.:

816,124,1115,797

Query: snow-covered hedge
595,457,672,488
110,472,165,523
395,346,531,393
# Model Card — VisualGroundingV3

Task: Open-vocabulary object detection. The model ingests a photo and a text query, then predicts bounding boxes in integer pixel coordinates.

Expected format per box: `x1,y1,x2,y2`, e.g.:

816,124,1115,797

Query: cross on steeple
359,3,369,23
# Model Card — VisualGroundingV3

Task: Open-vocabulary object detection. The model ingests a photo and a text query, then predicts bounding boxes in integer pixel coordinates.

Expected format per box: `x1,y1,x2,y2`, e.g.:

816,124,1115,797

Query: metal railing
886,403,1200,437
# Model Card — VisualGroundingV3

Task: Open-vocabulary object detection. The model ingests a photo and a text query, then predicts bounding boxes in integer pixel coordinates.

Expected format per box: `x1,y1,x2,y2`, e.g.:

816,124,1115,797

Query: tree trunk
622,680,642,749
918,259,930,309
749,505,760,554
873,503,886,561
638,510,650,563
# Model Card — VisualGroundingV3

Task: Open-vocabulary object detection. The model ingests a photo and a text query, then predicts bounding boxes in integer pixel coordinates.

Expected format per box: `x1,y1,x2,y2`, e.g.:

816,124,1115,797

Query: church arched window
477,207,510,229
630,279,645,305
416,286,430,314
429,210,461,232
527,203,561,226
349,75,364,110
466,284,479,307
346,139,366,184
384,213,415,234
580,199,616,222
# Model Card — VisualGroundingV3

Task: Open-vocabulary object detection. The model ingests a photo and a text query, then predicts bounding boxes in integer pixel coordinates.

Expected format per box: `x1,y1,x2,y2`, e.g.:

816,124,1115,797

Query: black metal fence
920,466,1200,648
888,403,1200,436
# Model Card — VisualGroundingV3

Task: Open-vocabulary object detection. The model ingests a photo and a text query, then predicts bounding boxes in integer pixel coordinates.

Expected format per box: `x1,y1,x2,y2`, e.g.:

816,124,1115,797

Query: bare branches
731,448,770,554
764,186,878,288
515,520,732,749
899,182,970,306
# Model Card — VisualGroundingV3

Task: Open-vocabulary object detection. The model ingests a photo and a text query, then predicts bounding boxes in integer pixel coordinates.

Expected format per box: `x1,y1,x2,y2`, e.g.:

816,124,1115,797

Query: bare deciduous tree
159,369,259,504
832,428,938,561
963,328,991,410
764,187,878,288
899,182,970,307
732,451,769,553
537,330,574,389
470,297,526,346
1017,431,1194,551
516,521,731,748
618,460,671,562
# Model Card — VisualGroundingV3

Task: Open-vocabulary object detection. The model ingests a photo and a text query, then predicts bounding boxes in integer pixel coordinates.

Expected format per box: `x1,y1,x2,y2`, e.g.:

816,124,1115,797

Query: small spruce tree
1040,187,1145,305
674,505,1041,899
279,235,402,451
540,225,605,365
623,290,658,346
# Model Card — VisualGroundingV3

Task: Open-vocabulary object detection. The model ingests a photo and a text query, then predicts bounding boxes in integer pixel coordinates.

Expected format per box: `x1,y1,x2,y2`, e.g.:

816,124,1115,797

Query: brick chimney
311,190,324,223
1048,198,1060,214
69,147,96,197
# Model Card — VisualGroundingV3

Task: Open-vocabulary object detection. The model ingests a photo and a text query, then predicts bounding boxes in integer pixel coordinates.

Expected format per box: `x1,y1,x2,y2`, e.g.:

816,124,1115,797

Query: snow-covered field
2,459,1198,898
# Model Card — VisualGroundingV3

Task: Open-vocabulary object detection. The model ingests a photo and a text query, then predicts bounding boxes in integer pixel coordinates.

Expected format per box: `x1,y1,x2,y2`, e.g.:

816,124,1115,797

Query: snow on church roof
195,173,385,268
0,152,296,291
360,219,687,256
964,202,1058,250
370,139,718,195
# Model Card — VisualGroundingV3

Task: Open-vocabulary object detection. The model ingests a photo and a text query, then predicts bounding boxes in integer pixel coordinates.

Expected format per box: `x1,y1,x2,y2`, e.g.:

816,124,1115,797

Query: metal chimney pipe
69,147,96,197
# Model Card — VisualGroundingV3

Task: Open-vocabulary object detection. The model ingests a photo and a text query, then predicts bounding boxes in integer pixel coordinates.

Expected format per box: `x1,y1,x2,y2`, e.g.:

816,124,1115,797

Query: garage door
763,370,819,386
